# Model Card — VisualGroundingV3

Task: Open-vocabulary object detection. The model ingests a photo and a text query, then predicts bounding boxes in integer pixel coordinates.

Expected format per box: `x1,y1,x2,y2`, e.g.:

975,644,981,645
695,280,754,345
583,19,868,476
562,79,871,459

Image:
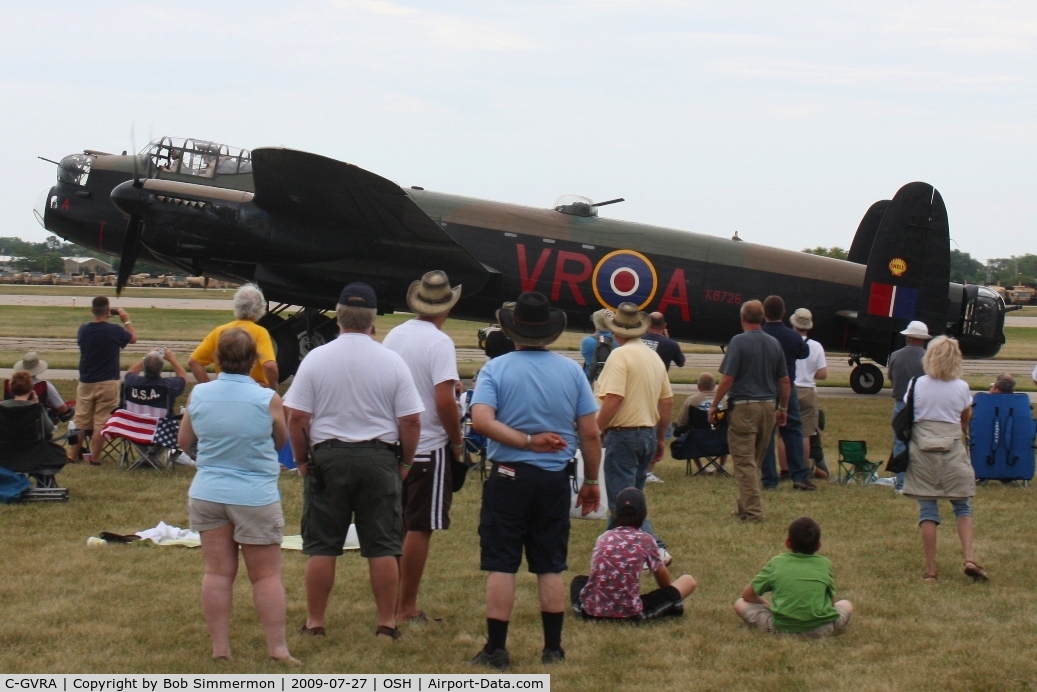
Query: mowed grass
3,398,1037,688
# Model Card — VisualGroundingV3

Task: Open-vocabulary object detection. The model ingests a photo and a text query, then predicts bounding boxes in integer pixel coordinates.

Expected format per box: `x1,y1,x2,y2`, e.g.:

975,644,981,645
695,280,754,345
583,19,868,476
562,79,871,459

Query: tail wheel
850,363,884,395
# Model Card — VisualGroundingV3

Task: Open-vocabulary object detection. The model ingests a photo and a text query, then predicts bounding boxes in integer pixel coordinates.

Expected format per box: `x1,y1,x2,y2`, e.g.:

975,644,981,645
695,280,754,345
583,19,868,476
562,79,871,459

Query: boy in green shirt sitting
735,516,853,637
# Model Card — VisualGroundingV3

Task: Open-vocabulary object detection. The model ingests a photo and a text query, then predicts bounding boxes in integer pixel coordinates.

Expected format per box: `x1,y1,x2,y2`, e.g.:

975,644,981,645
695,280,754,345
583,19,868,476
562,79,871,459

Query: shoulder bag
887,377,917,474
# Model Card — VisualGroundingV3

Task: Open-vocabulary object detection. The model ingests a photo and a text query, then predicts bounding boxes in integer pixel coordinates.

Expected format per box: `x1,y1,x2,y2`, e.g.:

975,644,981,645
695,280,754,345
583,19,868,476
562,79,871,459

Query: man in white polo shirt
286,282,424,642
383,270,465,624
790,308,828,479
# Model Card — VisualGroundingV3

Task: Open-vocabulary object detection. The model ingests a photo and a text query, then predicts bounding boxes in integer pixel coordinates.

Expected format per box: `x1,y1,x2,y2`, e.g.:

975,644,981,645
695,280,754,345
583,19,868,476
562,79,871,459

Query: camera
110,308,118,316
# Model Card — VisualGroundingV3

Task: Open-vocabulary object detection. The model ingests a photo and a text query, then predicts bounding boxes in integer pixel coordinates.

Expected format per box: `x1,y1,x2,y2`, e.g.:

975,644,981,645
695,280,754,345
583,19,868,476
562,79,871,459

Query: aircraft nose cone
34,187,52,229
111,180,144,217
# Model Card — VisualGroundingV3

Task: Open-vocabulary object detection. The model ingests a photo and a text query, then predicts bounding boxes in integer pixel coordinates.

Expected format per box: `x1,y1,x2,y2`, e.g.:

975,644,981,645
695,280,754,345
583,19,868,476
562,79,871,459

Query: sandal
375,625,402,641
964,561,990,582
403,610,444,624
923,573,937,583
299,623,326,637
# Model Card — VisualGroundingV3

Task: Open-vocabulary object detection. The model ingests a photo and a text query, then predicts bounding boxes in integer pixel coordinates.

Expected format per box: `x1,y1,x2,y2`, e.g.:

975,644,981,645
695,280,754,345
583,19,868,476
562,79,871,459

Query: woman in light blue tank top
177,328,298,665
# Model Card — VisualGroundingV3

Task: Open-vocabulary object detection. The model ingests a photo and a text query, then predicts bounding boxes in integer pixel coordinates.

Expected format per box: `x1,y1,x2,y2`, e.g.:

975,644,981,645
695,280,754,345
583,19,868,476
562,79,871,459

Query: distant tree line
802,246,1037,287
0,235,168,275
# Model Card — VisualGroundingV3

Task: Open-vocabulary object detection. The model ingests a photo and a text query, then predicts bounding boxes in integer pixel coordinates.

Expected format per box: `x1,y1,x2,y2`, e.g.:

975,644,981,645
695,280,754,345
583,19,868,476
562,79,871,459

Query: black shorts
570,575,682,622
402,446,452,532
479,461,571,574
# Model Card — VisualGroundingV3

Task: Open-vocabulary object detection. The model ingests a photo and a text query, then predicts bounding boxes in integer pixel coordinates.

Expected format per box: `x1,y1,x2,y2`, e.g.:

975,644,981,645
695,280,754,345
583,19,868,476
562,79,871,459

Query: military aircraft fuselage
36,139,1007,390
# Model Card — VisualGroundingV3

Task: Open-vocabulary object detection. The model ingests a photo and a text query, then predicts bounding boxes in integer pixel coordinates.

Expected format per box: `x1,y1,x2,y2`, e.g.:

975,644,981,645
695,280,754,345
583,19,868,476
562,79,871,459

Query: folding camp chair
103,382,182,471
461,408,488,481
0,402,72,500
970,393,1036,487
670,407,731,477
837,440,880,485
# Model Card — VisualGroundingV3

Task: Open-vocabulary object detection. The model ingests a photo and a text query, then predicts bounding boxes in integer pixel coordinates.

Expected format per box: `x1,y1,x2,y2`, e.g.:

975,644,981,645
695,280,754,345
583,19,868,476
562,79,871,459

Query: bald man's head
649,312,666,332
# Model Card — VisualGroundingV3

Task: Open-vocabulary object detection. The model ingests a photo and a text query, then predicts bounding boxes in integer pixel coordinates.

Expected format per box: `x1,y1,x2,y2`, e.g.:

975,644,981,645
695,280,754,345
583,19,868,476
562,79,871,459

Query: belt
314,439,396,452
729,399,774,405
604,426,653,433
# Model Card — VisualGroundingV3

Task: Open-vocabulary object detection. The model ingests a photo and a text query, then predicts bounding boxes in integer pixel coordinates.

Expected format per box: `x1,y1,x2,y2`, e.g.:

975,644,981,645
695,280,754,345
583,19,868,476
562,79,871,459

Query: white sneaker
659,548,673,566
646,472,664,484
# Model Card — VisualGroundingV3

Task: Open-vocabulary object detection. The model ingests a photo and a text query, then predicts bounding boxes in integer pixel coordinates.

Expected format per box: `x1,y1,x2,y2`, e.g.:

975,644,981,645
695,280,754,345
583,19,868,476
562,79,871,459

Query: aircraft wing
250,147,488,278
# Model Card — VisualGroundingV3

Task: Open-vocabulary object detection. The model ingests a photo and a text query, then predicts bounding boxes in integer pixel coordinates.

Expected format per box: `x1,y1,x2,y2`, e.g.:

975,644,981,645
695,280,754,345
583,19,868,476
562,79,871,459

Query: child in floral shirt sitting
571,487,697,620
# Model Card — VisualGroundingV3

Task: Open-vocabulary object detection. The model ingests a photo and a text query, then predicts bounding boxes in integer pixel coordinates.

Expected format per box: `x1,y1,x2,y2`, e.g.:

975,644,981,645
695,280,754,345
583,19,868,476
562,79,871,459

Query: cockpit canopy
141,137,252,178
554,194,597,217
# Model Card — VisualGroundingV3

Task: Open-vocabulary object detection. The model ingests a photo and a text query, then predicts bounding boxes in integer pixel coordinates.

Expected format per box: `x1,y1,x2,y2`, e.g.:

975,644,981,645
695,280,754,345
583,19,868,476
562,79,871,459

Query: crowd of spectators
21,272,1037,666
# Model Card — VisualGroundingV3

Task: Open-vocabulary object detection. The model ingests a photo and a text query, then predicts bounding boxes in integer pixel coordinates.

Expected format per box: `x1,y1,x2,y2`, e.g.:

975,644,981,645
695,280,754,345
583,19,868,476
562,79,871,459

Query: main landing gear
848,356,884,395
258,306,339,382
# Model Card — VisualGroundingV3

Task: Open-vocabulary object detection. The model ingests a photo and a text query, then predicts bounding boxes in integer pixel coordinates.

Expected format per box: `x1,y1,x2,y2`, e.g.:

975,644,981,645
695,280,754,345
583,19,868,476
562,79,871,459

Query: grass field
2,398,1036,688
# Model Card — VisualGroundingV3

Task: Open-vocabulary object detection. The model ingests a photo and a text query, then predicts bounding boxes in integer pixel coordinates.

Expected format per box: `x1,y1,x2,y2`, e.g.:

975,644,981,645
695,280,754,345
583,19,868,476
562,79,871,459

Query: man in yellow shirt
189,284,278,388
595,302,674,563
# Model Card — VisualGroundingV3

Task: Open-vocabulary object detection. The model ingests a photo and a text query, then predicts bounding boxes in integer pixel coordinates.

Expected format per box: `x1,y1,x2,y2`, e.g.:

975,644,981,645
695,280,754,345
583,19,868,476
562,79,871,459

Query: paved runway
1,293,1034,327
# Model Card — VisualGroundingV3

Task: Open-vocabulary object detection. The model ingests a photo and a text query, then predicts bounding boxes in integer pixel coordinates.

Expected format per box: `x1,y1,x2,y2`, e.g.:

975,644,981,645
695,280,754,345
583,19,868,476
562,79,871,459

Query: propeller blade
116,215,143,295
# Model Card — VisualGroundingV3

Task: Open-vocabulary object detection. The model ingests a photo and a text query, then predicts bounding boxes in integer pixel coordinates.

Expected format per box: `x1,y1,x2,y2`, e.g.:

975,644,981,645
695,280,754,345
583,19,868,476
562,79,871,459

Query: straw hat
900,320,932,340
602,302,650,338
790,308,813,330
591,309,614,333
13,351,47,376
406,270,461,316
497,292,567,347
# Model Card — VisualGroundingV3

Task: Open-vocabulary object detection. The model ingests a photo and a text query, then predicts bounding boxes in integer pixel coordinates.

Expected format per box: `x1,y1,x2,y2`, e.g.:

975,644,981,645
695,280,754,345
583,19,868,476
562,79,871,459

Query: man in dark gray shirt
709,300,789,522
886,320,930,490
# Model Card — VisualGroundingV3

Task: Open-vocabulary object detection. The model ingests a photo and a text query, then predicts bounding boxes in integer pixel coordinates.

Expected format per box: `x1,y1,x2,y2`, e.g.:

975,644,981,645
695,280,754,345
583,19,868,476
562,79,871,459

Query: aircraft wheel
850,363,884,395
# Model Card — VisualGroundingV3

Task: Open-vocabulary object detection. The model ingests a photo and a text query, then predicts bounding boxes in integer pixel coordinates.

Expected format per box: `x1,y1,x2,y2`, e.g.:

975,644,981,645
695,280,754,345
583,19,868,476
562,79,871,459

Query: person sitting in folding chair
674,373,728,474
671,405,731,477
102,362,184,471
2,372,55,439
6,352,72,423
0,371,70,495
124,349,188,417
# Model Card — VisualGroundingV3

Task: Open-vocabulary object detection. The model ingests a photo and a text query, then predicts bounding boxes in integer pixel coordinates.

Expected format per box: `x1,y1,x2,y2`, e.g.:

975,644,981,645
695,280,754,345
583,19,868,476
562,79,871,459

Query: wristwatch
523,433,532,450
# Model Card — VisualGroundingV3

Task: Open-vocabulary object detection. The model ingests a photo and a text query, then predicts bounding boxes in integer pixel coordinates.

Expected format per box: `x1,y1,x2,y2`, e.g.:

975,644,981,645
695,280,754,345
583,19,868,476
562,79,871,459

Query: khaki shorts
188,498,285,545
74,380,122,432
797,387,819,438
739,600,852,637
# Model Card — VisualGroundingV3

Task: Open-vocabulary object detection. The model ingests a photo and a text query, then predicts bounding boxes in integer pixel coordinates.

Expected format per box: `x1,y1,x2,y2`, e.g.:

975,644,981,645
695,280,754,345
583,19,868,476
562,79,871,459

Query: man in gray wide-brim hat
383,270,465,624
594,302,675,564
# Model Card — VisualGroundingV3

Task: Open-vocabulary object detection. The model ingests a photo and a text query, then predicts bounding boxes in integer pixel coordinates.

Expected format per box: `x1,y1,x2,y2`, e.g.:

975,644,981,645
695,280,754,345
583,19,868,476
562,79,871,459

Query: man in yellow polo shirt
595,302,674,564
189,283,278,388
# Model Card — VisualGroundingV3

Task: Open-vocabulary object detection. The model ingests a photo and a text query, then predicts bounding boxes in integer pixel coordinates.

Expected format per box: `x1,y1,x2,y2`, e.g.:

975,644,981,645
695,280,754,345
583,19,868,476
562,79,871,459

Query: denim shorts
917,498,971,525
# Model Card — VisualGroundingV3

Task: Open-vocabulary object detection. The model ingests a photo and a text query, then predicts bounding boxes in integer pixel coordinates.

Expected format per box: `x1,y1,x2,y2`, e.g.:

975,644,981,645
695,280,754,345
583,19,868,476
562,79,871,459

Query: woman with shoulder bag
901,336,988,584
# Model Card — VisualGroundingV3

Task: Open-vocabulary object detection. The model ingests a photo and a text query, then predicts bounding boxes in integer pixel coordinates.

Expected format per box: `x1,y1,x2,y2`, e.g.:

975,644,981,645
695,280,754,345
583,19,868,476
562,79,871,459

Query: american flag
101,409,159,445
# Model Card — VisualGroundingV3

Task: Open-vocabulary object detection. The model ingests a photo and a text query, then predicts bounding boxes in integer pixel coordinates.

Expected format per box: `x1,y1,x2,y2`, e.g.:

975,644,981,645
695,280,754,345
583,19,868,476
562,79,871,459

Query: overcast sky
3,1,1034,261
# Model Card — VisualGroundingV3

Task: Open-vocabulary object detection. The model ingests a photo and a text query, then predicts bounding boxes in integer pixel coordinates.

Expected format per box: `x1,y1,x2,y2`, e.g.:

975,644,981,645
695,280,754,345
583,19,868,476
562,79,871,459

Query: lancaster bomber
35,136,1010,391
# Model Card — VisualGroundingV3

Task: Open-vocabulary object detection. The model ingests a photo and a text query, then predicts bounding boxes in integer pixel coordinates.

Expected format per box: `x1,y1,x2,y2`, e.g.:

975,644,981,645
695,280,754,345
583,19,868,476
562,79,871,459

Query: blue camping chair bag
970,393,1036,481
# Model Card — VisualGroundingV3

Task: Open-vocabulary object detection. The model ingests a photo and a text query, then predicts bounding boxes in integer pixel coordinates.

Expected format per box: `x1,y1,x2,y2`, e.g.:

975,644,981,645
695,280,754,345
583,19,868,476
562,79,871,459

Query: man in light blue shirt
580,309,615,381
469,292,601,670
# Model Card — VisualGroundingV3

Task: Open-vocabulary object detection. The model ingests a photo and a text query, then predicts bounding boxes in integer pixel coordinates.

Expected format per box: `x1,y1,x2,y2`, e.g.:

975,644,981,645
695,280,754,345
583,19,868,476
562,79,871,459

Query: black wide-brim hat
497,292,567,348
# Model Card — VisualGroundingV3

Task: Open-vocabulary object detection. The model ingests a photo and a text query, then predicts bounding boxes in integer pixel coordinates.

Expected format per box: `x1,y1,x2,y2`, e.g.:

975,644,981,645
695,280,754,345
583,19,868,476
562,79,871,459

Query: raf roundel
592,249,659,311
